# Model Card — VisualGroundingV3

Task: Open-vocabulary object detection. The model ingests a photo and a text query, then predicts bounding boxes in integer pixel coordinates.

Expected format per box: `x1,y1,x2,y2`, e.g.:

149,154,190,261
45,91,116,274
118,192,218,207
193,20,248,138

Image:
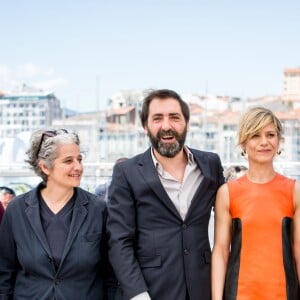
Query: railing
1,161,300,193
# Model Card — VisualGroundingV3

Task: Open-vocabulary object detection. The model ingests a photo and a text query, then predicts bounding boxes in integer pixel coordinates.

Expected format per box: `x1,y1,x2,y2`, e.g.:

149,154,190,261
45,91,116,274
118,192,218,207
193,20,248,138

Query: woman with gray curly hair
0,128,116,300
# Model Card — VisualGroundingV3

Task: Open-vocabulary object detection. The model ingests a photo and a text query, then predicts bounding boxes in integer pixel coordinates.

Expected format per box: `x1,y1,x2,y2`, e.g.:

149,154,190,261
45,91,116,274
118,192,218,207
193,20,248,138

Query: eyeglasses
37,129,69,157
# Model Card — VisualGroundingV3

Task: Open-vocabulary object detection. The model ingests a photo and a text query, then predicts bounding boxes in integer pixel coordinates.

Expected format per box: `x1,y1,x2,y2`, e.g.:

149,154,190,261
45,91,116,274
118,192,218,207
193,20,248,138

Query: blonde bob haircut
238,106,283,147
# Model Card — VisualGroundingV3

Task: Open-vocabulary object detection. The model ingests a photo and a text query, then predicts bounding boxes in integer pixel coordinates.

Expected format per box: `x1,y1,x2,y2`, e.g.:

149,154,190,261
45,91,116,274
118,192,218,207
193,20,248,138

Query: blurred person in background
0,201,4,224
0,128,116,300
223,165,247,182
95,182,109,202
0,186,16,210
107,89,224,300
212,107,300,299
95,157,128,202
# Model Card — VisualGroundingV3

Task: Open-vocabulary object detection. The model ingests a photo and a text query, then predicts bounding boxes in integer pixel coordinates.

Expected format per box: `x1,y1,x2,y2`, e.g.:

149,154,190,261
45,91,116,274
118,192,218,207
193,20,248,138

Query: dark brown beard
148,128,187,158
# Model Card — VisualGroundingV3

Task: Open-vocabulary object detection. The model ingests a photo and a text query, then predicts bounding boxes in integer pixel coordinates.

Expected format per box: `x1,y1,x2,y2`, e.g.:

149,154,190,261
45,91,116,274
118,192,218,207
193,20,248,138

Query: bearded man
107,89,224,300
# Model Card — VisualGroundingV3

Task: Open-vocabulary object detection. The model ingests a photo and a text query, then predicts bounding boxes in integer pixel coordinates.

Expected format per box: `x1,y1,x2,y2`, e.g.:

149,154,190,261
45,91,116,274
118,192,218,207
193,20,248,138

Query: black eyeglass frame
37,129,69,157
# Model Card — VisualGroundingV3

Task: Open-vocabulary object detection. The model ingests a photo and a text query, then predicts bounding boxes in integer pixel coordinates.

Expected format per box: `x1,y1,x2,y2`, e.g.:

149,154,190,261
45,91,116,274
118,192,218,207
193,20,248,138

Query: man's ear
144,126,148,135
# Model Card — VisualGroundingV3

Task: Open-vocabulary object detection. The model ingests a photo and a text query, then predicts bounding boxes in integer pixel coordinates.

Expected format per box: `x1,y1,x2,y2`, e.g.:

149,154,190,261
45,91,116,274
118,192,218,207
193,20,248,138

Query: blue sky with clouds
1,0,299,111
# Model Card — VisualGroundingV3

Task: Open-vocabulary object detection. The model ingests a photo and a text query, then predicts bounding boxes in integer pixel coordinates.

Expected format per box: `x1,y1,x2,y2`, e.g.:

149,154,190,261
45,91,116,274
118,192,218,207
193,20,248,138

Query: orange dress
224,173,299,300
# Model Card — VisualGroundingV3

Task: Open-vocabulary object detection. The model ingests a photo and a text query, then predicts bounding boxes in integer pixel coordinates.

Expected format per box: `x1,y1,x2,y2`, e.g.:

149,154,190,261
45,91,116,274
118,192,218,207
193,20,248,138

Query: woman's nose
260,135,268,144
74,160,83,170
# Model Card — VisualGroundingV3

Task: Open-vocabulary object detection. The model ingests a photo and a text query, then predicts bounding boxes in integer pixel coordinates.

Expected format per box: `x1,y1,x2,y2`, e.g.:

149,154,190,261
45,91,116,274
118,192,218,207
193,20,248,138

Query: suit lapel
184,150,216,220
58,189,88,271
138,149,181,219
25,188,52,257
185,177,211,220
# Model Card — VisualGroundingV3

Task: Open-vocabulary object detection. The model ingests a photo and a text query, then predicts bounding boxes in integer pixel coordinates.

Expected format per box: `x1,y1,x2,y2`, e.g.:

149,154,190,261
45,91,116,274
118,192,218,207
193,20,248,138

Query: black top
0,183,116,300
39,192,75,270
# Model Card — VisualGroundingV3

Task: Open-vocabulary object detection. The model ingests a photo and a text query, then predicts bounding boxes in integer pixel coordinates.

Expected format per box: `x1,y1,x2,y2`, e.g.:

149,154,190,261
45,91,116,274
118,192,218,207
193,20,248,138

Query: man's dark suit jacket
107,147,224,300
0,183,116,300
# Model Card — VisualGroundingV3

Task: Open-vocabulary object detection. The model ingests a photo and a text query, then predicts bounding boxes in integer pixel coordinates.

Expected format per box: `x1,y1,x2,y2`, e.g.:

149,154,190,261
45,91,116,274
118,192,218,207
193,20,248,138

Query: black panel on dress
282,217,300,300
223,218,242,300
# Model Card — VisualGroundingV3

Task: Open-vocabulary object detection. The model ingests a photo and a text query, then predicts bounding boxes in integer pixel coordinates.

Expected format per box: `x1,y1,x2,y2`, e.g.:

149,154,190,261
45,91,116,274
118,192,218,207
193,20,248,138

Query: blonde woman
212,107,300,299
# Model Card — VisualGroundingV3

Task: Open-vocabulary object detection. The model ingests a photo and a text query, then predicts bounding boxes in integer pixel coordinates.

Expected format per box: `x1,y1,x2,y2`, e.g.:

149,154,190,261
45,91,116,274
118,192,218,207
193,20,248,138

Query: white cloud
35,77,68,90
0,64,67,92
0,65,11,77
44,67,55,76
19,63,40,77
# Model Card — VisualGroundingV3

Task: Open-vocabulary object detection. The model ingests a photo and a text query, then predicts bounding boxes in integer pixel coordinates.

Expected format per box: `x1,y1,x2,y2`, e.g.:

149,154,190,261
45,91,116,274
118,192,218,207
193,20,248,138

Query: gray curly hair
25,129,80,182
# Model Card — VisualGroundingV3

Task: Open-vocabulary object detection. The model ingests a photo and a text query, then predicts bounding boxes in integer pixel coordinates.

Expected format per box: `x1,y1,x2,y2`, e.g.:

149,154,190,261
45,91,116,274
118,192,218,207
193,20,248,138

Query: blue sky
1,0,299,112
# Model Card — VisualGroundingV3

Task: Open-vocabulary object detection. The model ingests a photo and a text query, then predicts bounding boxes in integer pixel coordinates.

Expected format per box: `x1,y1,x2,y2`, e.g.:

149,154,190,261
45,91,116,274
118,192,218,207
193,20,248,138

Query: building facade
1,79,300,190
283,68,300,101
0,85,62,138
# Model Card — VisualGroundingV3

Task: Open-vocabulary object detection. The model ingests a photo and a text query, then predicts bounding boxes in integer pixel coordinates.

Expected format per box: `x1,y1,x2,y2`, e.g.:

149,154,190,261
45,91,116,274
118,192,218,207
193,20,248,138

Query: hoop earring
241,149,247,157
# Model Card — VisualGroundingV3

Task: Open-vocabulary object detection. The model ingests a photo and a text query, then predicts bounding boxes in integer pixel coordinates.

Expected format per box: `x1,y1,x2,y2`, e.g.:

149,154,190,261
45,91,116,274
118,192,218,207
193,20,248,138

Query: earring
277,149,282,155
241,149,246,157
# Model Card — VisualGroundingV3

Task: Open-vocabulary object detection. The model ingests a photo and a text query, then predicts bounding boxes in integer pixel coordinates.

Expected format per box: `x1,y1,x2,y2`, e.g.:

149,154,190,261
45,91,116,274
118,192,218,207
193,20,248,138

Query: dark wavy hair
140,89,190,128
